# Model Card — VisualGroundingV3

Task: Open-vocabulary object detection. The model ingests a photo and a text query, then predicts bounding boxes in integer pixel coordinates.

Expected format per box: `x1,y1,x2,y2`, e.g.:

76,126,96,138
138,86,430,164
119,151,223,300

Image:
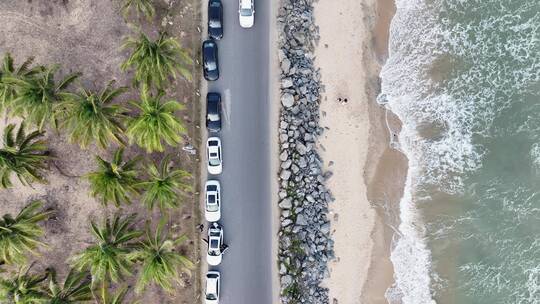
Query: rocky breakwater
277,0,334,303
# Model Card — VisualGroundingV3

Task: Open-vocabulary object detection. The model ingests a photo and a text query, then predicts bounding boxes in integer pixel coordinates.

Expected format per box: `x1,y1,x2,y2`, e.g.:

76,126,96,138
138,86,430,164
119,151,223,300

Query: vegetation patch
0,0,202,302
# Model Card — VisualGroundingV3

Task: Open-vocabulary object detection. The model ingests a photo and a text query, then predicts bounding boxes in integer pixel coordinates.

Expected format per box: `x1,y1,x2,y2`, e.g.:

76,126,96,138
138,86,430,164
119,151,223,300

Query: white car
238,0,255,28
207,137,222,175
205,180,221,222
205,271,221,304
207,222,224,266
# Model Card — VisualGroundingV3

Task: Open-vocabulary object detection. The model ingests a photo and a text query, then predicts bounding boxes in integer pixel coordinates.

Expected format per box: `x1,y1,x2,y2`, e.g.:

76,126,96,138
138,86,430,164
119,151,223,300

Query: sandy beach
315,0,399,303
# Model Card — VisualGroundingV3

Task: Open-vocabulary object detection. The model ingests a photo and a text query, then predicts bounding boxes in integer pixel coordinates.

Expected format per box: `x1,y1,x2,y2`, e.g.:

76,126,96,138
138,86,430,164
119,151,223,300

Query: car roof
206,276,218,294
203,39,216,47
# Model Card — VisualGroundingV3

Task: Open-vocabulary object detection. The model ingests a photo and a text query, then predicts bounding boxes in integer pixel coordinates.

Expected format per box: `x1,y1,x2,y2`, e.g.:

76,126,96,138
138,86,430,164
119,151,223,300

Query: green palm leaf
0,122,50,188
128,218,193,293
4,65,80,130
57,81,128,149
0,201,53,265
0,264,49,304
136,155,192,211
71,214,142,286
44,268,92,304
0,53,44,113
97,284,133,304
126,88,186,153
121,32,192,89
86,148,141,207
121,0,155,20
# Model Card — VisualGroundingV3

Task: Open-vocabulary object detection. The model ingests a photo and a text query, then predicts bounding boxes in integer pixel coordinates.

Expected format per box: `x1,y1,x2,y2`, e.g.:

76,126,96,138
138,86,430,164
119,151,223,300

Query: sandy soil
0,0,202,303
314,0,399,303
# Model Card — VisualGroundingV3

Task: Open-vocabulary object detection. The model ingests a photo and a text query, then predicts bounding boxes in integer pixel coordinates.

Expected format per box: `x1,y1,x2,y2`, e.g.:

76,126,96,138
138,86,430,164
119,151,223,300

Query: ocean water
379,0,540,303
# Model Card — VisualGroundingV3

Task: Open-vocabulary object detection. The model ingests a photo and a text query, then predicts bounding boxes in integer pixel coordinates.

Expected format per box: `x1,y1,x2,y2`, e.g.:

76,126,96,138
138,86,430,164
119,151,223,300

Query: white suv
207,222,224,266
238,0,254,28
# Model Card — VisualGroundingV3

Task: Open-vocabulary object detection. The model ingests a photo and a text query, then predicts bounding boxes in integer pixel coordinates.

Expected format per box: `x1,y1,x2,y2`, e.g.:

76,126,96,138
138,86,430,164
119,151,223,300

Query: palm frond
126,88,186,153
0,264,49,304
5,65,80,130
129,218,193,293
136,155,192,211
56,81,128,149
121,32,192,89
0,122,50,188
0,53,43,114
97,284,133,304
86,148,141,207
0,201,53,265
71,214,142,286
45,268,92,303
121,0,155,21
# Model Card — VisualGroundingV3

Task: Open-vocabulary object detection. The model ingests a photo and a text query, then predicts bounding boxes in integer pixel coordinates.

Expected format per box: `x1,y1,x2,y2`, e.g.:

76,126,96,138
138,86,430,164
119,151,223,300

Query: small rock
281,93,295,108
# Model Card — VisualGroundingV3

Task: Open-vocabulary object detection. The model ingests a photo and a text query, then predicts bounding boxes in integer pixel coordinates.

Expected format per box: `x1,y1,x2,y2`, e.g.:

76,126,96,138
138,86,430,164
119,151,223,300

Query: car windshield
208,113,219,121
209,20,221,28
209,157,220,166
207,203,219,212
207,294,217,300
205,61,217,71
240,8,252,16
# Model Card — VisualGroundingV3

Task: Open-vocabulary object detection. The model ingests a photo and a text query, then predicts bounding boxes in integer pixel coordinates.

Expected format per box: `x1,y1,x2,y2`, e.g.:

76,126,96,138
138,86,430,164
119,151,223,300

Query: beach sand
315,0,399,303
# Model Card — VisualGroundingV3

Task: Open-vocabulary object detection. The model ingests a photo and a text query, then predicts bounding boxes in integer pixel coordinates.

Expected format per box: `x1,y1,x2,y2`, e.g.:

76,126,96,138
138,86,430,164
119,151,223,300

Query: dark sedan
202,40,219,81
206,92,222,132
208,0,223,40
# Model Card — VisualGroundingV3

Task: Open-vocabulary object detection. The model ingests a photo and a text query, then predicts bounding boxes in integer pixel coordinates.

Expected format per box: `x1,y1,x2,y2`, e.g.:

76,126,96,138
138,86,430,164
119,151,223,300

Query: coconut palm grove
0,1,198,302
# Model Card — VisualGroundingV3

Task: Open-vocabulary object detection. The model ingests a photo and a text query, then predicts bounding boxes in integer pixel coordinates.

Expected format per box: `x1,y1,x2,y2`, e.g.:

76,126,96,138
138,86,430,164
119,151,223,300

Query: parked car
206,222,224,266
208,0,223,39
238,0,254,28
202,40,219,81
207,137,222,174
205,180,221,222
205,271,221,304
206,93,222,132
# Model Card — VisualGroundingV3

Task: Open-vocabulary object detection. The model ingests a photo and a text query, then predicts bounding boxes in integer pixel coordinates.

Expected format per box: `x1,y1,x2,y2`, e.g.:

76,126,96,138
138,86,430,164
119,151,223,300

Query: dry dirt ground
0,0,202,303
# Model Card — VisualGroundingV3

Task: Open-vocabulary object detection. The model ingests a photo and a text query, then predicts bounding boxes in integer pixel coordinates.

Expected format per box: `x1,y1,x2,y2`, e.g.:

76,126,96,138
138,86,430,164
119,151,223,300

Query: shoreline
315,0,402,303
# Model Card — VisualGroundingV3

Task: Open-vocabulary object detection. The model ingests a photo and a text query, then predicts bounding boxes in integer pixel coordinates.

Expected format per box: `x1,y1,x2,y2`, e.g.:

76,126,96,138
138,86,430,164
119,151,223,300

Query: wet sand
315,0,402,302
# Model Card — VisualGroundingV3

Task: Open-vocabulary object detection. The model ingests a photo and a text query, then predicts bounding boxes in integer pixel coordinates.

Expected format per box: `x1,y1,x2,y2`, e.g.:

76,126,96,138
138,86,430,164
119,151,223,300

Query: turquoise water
380,0,540,303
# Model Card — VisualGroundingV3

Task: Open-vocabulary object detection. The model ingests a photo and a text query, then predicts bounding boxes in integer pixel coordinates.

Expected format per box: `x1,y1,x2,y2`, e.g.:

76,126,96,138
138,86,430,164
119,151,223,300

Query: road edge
268,0,281,302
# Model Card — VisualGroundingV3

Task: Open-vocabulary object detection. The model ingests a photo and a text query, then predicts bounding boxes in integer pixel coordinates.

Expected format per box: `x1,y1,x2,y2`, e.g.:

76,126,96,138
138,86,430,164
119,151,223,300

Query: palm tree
0,201,53,265
121,32,192,89
0,53,44,112
86,148,141,207
71,214,142,286
57,81,128,149
0,264,48,304
0,122,50,188
121,0,155,20
129,219,193,293
136,155,192,211
44,268,92,304
4,65,80,130
126,88,186,153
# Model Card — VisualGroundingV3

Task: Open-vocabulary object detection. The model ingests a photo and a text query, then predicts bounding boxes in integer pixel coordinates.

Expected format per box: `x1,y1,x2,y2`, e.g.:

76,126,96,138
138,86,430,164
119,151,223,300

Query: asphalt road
204,0,274,303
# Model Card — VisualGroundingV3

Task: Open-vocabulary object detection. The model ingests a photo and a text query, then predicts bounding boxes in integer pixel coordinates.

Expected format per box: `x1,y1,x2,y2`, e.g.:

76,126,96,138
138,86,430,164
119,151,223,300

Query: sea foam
381,0,540,302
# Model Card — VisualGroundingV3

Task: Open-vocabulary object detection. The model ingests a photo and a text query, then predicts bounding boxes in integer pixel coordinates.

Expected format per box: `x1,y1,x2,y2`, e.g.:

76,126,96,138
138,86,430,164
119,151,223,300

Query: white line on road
223,88,232,129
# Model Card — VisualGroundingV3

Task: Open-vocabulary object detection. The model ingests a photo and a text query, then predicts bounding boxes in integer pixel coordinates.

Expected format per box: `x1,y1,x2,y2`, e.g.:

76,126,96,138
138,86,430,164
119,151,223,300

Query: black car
208,0,223,40
206,93,222,132
202,40,219,81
